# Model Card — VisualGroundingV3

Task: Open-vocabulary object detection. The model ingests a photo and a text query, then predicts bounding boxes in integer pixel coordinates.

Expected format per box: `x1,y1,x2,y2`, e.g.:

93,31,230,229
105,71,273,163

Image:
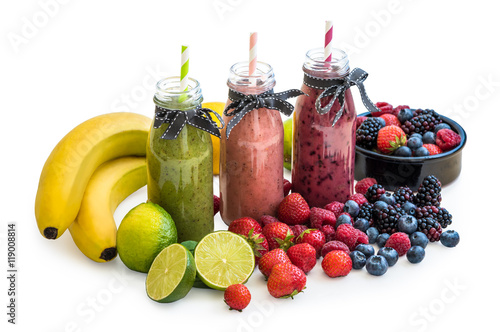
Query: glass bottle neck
303,48,350,79
154,76,203,110
227,61,276,95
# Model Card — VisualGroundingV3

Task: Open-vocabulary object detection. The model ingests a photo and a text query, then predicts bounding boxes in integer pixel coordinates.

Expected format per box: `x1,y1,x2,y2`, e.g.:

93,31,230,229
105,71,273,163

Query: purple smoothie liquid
292,82,356,208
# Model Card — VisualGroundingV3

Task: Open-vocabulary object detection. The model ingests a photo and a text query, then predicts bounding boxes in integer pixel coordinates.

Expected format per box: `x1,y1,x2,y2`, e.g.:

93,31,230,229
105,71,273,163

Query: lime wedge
194,231,255,290
146,243,196,303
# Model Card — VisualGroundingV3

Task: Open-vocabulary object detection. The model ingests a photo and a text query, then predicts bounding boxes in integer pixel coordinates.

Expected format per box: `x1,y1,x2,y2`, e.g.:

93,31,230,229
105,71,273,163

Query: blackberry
393,186,414,204
413,109,442,121
401,114,443,136
415,205,439,219
417,217,442,242
374,205,403,234
415,175,442,207
365,184,386,203
356,117,383,149
358,203,374,226
435,207,453,228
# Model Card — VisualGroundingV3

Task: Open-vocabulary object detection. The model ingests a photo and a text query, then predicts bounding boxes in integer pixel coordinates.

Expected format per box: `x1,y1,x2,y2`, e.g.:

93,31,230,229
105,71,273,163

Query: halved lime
194,231,255,290
146,243,196,303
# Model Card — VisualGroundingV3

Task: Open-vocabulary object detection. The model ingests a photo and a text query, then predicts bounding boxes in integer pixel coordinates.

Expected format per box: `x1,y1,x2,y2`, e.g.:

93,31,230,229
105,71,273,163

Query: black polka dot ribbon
224,88,305,139
303,68,379,127
153,106,225,140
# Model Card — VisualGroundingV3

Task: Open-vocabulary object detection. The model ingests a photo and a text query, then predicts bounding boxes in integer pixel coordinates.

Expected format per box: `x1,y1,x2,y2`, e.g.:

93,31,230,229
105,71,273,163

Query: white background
1,0,498,331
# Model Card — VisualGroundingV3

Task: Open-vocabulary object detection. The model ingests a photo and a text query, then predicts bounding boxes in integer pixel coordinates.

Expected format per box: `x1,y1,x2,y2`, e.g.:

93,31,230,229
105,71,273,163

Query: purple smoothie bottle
292,48,356,207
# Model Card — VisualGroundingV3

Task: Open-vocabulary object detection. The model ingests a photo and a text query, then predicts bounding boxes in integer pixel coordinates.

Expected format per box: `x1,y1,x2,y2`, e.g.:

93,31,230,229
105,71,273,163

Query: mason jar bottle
147,76,214,242
219,61,284,225
292,48,356,208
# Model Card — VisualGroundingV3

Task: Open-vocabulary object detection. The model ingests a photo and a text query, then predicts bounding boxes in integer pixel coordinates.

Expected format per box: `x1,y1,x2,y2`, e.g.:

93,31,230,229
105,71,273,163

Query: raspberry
384,232,411,256
356,116,368,129
258,215,280,227
283,179,292,196
321,240,350,257
214,195,220,215
422,143,443,155
393,105,410,116
348,193,369,206
355,178,378,195
334,224,358,251
372,102,393,116
379,113,401,127
320,225,336,242
309,207,337,229
290,224,308,238
324,201,345,218
354,229,369,246
436,129,461,151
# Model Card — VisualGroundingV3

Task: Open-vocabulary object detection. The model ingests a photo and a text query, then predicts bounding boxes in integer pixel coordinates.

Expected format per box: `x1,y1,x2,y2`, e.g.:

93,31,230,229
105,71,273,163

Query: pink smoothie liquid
291,49,356,208
219,63,284,225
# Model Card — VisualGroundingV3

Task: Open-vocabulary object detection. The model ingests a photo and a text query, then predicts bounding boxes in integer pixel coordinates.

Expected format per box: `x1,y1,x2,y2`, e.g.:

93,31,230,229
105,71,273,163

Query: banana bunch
34,112,151,262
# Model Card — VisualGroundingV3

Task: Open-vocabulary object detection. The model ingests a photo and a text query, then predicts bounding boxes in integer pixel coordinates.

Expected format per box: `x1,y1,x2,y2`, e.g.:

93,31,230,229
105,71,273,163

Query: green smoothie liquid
147,77,214,243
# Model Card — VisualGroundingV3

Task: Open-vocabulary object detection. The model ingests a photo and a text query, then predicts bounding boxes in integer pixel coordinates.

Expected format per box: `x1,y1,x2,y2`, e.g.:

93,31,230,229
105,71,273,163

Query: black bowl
355,113,467,191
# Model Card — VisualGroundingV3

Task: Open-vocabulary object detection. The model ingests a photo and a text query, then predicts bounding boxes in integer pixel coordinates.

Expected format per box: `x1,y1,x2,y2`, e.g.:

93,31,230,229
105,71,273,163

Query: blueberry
410,133,423,140
415,146,430,157
440,230,460,248
422,131,436,144
355,244,375,258
373,200,389,211
434,123,451,133
397,214,418,234
366,255,389,276
407,136,423,151
366,227,379,244
378,193,396,205
407,246,425,263
401,202,417,216
394,146,412,157
377,247,399,266
375,117,386,127
336,214,352,229
350,251,367,270
397,108,414,123
343,200,360,218
375,233,390,248
353,218,370,232
410,231,429,249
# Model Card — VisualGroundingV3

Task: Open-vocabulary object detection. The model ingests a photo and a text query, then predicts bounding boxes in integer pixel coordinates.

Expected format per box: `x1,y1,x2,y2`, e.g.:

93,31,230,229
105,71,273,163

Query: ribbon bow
154,106,225,140
304,67,379,127
224,88,305,138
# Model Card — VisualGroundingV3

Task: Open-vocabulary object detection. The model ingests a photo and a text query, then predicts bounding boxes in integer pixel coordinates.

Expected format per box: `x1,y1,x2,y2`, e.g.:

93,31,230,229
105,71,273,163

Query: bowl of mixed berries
354,102,466,191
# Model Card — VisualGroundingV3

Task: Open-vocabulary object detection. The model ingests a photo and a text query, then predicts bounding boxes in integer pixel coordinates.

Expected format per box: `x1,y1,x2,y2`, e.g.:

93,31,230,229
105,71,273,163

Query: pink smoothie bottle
220,61,284,225
292,48,356,208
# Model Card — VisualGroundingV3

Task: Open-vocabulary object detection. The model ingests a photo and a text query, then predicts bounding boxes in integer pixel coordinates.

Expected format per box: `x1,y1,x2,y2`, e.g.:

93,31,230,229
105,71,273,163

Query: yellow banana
35,112,151,239
69,157,147,262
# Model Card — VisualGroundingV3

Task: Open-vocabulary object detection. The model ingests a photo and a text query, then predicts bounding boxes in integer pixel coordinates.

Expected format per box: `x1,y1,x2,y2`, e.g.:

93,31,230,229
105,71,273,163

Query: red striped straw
324,20,333,62
249,32,258,79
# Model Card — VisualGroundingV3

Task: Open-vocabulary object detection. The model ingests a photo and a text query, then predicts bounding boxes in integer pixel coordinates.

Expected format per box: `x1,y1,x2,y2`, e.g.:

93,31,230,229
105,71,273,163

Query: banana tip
100,247,117,261
43,227,58,239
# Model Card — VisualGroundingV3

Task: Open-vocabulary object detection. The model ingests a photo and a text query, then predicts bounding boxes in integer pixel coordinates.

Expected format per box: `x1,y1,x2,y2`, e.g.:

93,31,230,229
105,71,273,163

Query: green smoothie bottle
147,76,215,242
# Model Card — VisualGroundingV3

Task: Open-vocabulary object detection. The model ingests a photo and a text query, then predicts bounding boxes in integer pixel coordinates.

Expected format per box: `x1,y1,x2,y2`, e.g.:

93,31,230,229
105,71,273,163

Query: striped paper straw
249,32,257,80
180,45,190,92
324,21,333,62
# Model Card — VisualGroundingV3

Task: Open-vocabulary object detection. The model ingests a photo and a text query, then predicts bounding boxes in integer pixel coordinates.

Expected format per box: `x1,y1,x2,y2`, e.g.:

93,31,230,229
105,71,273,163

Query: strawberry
249,231,269,265
324,201,344,218
320,225,336,242
262,222,295,250
436,129,461,151
309,207,337,228
267,263,306,298
422,143,443,155
321,250,352,278
258,215,280,227
355,177,377,195
228,217,262,237
283,179,292,196
379,113,401,127
278,193,311,225
321,240,350,257
258,248,291,279
377,125,407,154
372,102,393,117
334,224,358,251
286,243,317,274
224,284,251,311
347,193,368,206
295,229,326,257
214,195,220,215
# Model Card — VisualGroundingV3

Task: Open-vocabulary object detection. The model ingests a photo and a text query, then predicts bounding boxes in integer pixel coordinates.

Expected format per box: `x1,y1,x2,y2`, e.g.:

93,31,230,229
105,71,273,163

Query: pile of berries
222,175,459,310
356,102,462,157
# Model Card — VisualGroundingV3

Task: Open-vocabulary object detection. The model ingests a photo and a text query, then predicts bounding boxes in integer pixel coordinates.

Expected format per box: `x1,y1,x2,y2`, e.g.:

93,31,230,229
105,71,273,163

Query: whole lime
117,202,177,273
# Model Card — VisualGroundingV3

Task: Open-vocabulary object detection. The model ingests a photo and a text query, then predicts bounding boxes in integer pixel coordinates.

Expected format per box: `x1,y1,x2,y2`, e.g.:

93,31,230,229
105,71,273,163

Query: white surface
1,1,498,331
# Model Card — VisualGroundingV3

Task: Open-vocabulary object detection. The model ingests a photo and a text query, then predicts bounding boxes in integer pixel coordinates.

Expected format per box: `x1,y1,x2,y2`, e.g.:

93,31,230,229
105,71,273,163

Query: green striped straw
179,45,189,102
